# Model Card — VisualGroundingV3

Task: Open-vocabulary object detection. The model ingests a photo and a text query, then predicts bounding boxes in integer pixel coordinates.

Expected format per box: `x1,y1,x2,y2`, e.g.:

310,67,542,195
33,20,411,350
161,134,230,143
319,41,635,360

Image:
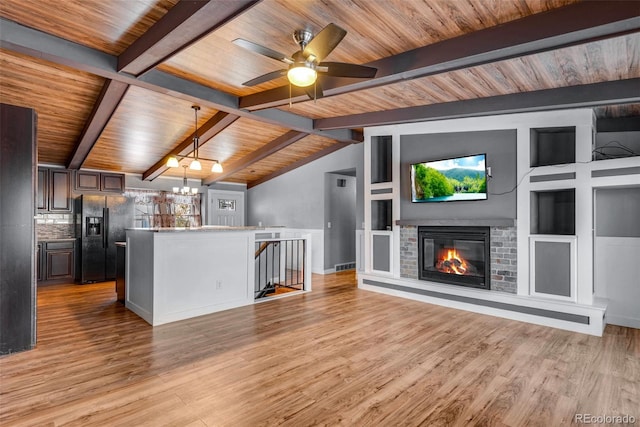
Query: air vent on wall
335,262,355,271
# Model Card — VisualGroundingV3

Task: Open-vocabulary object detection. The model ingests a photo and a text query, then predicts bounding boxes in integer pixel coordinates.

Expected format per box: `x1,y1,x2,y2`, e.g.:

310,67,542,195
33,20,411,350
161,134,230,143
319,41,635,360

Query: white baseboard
125,300,152,325
359,273,607,336
606,315,640,330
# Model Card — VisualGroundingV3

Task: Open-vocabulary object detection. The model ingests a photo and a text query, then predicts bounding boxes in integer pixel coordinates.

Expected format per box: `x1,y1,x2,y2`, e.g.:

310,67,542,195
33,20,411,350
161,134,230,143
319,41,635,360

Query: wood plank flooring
1,272,638,426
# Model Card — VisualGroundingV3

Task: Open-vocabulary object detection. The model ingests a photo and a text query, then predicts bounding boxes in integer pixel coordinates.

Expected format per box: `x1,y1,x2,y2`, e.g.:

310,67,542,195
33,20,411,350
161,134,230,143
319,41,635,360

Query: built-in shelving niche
371,135,392,184
530,189,575,235
371,199,392,231
530,126,576,167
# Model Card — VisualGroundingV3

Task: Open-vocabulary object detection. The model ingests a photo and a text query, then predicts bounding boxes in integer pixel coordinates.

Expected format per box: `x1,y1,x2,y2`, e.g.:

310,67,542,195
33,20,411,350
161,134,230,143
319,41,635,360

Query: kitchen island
125,227,311,326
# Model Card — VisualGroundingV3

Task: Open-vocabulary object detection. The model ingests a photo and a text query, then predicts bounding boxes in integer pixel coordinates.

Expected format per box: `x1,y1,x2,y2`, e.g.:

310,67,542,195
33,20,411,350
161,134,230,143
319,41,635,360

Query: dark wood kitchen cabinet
75,170,125,193
38,240,75,284
49,169,72,212
1,103,37,354
75,170,100,191
37,168,48,210
38,167,72,213
101,173,125,193
36,242,44,282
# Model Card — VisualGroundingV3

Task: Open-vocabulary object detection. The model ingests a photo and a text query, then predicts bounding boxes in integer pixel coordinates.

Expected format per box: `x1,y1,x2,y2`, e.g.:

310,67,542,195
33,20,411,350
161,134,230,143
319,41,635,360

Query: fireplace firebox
418,226,490,290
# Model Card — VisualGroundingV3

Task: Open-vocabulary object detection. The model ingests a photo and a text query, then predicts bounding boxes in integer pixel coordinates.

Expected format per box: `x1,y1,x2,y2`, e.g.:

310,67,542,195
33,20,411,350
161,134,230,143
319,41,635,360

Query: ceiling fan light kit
235,23,377,98
287,65,317,87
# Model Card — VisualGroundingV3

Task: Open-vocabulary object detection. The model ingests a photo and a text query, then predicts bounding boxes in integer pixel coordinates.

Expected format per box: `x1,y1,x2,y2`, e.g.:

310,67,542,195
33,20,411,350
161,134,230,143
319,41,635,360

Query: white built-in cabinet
365,135,396,275
362,109,639,334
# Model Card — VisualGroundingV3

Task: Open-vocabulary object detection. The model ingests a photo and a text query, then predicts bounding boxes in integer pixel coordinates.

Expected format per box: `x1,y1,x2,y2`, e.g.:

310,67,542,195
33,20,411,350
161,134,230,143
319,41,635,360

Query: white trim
370,192,395,200
370,182,393,191
359,273,606,336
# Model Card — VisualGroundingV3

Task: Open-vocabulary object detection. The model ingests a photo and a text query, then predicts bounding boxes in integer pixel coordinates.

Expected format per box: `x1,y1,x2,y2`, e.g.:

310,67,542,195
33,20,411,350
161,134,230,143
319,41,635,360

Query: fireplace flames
436,248,476,275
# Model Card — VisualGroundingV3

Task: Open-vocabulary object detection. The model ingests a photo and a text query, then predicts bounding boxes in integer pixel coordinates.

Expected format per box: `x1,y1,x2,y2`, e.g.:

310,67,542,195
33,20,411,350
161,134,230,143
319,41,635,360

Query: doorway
324,169,357,272
208,189,245,226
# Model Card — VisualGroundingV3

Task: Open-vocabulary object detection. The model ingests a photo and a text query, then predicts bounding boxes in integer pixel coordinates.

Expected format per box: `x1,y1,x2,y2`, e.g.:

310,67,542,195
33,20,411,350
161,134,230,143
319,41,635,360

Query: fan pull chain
289,83,292,108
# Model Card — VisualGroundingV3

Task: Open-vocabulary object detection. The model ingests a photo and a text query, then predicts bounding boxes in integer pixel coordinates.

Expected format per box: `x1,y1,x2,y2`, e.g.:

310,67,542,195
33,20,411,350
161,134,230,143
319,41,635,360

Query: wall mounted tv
411,153,488,203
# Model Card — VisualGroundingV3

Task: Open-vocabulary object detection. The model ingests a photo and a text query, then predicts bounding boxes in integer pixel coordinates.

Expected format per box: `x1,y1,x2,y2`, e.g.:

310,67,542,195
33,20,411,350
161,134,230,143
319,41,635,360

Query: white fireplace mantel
396,219,516,227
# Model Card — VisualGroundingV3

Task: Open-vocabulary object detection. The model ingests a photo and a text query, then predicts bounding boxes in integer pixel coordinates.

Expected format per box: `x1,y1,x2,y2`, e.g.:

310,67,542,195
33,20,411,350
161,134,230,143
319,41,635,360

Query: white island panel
126,228,256,326
126,230,154,323
153,232,253,325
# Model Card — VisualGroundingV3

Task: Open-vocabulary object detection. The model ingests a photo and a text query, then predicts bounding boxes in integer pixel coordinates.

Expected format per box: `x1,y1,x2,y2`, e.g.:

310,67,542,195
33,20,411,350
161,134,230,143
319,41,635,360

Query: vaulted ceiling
1,0,638,187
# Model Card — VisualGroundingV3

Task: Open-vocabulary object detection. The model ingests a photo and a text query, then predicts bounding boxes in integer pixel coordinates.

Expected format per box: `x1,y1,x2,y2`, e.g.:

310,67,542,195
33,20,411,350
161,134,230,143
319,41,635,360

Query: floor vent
335,262,356,272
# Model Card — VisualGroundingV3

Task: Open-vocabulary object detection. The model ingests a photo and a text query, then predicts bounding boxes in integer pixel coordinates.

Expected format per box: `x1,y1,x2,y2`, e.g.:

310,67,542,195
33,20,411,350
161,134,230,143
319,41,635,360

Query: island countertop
126,225,283,232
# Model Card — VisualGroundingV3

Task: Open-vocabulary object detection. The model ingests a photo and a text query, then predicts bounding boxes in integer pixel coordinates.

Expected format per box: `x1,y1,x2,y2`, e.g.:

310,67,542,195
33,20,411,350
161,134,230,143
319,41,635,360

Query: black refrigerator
78,195,133,283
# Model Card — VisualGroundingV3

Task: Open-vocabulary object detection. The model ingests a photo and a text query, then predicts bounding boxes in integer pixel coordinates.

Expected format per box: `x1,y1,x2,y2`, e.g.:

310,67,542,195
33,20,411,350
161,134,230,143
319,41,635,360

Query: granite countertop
127,226,265,232
38,238,77,242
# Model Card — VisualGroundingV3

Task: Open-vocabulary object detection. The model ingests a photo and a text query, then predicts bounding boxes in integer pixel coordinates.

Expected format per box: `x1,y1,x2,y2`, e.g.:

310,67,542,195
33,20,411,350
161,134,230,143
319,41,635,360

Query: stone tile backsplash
36,213,76,240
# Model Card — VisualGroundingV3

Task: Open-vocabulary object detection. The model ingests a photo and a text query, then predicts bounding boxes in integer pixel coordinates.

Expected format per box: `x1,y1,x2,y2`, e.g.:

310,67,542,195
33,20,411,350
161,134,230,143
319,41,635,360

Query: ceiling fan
233,23,377,99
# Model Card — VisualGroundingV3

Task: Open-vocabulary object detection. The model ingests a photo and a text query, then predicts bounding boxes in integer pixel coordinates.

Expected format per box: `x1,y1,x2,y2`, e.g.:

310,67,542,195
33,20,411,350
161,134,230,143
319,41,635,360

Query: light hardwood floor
1,272,638,426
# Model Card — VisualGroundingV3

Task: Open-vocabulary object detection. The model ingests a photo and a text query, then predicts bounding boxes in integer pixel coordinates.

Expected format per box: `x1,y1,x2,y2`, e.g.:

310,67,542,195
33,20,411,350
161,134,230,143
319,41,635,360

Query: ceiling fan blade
233,38,294,64
242,69,287,86
319,62,377,79
304,81,324,100
303,23,347,63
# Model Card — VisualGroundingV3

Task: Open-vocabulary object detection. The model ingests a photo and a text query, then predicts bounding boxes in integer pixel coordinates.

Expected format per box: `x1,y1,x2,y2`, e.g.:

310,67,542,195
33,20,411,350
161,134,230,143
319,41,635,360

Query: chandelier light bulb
189,159,202,171
211,161,223,173
166,156,179,168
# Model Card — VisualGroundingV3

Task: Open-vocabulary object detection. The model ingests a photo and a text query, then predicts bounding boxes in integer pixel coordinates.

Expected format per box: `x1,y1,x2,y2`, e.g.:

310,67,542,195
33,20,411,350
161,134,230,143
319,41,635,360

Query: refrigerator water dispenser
86,217,102,236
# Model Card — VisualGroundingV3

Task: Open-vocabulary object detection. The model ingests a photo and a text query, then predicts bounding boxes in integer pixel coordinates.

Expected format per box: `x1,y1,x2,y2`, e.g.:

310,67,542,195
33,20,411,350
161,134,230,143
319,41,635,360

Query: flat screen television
411,153,487,203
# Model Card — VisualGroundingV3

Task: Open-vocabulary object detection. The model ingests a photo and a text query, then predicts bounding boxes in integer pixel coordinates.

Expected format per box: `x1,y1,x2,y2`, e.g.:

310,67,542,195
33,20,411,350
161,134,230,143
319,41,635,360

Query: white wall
594,187,640,328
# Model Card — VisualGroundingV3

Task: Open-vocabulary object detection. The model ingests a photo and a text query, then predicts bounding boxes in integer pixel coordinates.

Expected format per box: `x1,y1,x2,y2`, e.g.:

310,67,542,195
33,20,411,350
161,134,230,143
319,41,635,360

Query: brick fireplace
400,225,517,293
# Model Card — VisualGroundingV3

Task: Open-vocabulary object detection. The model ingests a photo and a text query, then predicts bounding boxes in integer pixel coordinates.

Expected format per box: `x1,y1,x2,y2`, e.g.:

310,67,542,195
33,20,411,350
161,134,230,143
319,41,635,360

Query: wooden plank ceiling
0,0,638,187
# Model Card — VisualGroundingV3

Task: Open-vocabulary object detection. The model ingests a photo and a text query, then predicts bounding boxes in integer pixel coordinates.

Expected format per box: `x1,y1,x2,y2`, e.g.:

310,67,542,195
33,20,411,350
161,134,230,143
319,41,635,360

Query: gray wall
324,173,356,269
400,130,517,220
595,187,640,237
248,143,364,229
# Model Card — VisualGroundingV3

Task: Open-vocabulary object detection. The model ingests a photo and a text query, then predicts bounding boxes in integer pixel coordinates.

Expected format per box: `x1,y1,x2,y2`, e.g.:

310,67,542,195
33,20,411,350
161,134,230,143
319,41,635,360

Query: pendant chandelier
172,165,199,195
166,106,224,173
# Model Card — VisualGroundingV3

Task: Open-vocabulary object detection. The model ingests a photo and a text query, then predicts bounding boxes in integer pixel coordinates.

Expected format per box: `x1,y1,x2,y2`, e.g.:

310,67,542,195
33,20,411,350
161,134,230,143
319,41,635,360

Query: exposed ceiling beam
0,18,237,110
202,130,308,185
244,106,362,143
119,0,260,76
247,142,350,189
66,79,129,170
0,18,362,142
314,79,640,130
142,111,240,181
239,1,640,110
596,116,640,132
